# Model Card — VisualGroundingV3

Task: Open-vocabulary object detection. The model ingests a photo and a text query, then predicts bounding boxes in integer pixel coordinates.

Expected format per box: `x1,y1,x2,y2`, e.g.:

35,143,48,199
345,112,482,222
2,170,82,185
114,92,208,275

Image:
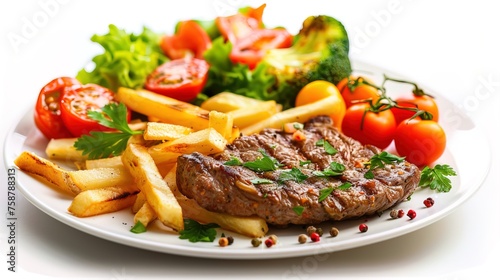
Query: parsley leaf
318,187,334,202
313,162,346,177
178,219,219,242
419,164,457,192
300,160,312,166
338,182,352,190
130,221,147,234
293,206,305,216
364,151,405,179
279,167,308,183
74,103,142,159
318,182,352,202
243,149,281,172
224,156,242,166
293,123,304,130
316,139,338,155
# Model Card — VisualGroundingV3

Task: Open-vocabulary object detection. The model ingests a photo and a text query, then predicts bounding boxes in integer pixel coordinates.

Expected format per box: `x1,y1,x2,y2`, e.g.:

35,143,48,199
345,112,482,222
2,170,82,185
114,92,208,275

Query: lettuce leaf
202,37,277,102
76,24,167,92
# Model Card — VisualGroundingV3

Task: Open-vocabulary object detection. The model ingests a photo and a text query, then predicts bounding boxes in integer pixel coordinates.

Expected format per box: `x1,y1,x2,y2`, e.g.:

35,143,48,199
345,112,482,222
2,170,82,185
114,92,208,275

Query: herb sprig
316,139,338,155
74,103,142,159
419,164,456,192
224,149,283,172
364,151,405,179
178,219,219,242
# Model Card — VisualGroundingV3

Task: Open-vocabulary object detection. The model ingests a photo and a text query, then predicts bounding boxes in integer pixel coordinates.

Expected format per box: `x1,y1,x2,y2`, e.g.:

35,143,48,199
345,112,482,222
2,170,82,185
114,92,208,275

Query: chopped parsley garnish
224,156,242,166
313,162,346,177
419,164,456,192
299,160,312,166
251,178,274,184
74,103,142,159
338,182,352,190
316,139,338,155
225,149,282,172
318,187,334,202
130,221,147,234
364,151,405,179
178,219,219,242
293,123,304,130
279,167,308,183
318,182,352,202
293,206,305,216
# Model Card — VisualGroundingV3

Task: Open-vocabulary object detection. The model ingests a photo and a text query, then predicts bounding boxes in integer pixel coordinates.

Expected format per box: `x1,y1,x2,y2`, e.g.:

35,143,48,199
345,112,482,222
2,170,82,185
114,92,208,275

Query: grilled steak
176,116,420,226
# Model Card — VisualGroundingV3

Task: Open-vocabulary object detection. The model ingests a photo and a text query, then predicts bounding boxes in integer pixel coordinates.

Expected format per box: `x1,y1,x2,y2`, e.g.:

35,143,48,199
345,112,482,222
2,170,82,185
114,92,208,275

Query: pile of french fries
14,87,342,238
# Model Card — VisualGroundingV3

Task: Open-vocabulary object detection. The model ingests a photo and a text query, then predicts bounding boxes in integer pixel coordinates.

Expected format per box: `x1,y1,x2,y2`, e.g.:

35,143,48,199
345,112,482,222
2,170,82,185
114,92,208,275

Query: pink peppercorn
407,209,417,220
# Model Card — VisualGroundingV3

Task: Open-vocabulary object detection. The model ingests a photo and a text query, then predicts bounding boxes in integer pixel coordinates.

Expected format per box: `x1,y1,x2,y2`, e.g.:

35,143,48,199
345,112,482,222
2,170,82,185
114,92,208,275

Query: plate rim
4,59,492,259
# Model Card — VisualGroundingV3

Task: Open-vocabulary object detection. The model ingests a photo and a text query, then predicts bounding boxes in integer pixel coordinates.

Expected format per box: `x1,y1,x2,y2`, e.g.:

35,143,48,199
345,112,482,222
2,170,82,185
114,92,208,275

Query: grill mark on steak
176,116,420,226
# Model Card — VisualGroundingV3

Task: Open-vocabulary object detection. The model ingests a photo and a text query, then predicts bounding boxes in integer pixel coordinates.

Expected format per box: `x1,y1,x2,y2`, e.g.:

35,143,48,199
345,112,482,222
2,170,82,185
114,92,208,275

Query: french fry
68,186,139,217
200,92,266,112
45,138,86,162
131,191,146,214
121,143,184,231
208,111,234,141
228,100,279,129
116,87,210,131
85,156,123,169
67,166,136,191
147,128,227,165
176,196,268,238
14,151,137,194
133,201,157,227
143,122,193,141
163,166,268,238
240,95,344,135
14,151,79,194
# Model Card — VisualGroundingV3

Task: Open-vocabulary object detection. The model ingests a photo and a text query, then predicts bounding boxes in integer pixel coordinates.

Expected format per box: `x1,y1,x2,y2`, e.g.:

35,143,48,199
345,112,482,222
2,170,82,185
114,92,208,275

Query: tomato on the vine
60,84,125,137
337,76,381,108
341,102,396,149
34,77,82,139
391,94,440,125
295,80,346,130
145,58,209,103
394,119,446,166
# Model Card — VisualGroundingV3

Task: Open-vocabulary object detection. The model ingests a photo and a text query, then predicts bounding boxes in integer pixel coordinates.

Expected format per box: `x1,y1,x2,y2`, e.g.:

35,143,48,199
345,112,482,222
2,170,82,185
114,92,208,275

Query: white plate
3,60,490,259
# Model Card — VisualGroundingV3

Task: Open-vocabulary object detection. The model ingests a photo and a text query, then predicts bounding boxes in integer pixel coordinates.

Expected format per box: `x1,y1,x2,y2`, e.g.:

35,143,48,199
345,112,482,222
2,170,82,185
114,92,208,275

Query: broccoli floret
262,15,352,109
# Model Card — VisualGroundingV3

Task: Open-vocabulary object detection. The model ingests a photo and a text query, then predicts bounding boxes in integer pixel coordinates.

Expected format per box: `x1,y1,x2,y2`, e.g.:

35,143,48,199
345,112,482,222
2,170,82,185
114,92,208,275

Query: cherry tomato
394,119,446,166
391,94,440,125
295,80,346,130
160,20,212,60
230,28,293,69
60,84,122,137
144,58,209,102
215,6,263,44
337,76,381,108
34,77,81,139
341,103,396,149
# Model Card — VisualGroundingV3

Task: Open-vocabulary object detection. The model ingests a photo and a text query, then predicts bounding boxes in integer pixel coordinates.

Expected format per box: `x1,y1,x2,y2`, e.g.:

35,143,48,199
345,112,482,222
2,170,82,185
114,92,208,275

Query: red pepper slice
230,28,293,69
144,58,209,102
160,20,212,60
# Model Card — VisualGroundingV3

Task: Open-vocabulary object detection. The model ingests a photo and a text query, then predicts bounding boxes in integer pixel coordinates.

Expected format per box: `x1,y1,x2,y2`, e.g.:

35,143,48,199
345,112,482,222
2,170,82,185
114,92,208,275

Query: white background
1,0,499,279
